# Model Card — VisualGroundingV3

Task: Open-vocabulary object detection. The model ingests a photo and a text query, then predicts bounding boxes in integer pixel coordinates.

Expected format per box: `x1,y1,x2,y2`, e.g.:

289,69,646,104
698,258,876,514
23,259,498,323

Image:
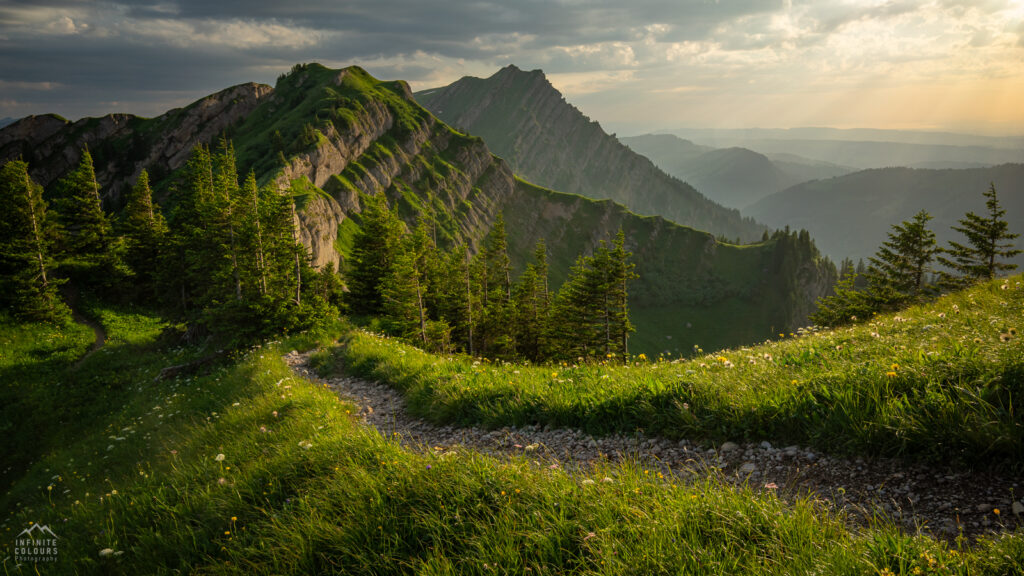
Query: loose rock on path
285,350,1023,540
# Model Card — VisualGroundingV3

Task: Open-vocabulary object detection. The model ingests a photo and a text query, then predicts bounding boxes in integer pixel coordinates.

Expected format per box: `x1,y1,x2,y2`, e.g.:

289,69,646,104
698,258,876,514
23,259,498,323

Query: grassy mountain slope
2,306,1022,573
0,63,835,354
415,66,766,242
745,164,1024,264
334,275,1024,469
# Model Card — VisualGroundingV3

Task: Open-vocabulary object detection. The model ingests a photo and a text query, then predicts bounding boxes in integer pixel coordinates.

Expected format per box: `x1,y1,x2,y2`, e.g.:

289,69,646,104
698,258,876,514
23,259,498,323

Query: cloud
0,0,1020,133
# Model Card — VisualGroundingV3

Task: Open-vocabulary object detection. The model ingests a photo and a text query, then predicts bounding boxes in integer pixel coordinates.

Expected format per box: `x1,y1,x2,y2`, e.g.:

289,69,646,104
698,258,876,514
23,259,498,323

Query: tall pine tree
0,160,68,321
121,170,168,299
938,183,1021,288
865,210,938,307
346,193,405,315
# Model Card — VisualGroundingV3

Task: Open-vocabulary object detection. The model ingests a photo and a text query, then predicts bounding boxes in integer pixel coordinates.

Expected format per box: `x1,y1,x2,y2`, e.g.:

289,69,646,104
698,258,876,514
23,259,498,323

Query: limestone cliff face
416,66,767,242
0,82,272,202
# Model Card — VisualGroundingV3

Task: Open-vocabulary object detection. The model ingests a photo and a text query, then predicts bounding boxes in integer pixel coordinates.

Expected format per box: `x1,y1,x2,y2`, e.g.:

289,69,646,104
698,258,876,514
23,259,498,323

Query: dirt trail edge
61,284,107,367
285,350,1023,540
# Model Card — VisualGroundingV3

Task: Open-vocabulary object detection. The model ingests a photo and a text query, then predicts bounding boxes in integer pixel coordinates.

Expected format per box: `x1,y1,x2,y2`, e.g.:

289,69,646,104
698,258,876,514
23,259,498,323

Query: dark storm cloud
2,0,781,118
0,0,1020,129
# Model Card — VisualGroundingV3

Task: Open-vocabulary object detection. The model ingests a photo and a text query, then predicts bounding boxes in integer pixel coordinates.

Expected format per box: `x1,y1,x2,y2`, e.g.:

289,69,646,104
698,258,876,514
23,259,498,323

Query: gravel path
285,350,1024,539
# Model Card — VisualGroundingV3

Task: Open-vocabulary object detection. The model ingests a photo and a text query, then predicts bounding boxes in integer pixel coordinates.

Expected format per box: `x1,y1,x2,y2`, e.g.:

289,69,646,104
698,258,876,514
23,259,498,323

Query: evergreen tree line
0,141,343,344
812,184,1020,326
347,192,638,362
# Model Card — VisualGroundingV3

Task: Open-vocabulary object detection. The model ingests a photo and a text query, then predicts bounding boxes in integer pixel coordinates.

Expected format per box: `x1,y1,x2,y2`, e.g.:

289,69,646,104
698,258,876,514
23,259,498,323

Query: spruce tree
938,183,1021,288
548,253,603,358
381,237,428,345
0,160,68,321
479,215,515,356
238,171,269,298
606,230,637,356
55,146,113,262
865,210,938,307
346,193,404,315
121,170,168,299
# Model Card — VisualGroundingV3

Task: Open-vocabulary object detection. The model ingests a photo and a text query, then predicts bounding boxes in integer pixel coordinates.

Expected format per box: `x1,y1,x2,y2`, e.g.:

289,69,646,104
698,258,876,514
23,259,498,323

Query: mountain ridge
0,63,835,353
415,65,766,242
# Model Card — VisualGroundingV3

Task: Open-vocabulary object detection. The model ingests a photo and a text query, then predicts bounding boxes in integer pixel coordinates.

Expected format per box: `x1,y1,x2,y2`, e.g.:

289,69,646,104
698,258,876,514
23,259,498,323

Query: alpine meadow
2,1,1024,574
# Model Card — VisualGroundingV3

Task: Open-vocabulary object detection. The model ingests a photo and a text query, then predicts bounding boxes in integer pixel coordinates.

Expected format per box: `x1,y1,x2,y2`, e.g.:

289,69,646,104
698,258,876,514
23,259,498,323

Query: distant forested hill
745,164,1024,266
621,134,851,209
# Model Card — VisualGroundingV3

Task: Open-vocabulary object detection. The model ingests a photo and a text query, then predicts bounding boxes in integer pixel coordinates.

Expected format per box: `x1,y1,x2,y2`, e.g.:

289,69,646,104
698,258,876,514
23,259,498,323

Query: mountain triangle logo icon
13,523,59,563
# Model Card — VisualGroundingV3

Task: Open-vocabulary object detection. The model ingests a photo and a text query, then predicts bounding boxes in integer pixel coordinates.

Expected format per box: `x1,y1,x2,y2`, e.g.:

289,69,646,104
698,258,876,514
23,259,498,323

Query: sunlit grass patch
334,276,1024,468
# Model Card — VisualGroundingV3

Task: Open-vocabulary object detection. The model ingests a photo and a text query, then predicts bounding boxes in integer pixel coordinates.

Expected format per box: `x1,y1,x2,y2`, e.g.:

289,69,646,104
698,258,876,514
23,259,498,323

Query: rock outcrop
0,82,272,202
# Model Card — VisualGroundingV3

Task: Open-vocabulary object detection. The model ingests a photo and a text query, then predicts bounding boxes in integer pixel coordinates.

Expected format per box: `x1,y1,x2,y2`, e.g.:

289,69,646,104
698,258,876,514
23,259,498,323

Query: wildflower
764,482,778,490
99,548,115,558
1000,283,1008,290
215,454,225,462
890,363,899,371
551,372,558,378
637,353,647,361
298,441,313,450
231,516,237,522
886,372,898,378
426,465,432,470
791,380,798,385
581,479,596,485
584,531,597,541
170,449,178,455
1000,332,1013,342
217,478,227,485
602,477,614,483
272,411,278,418
994,508,1001,515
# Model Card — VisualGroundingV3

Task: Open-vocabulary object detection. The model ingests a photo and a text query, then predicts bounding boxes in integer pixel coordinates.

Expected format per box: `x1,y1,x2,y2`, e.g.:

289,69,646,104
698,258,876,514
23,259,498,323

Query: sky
1,0,1023,136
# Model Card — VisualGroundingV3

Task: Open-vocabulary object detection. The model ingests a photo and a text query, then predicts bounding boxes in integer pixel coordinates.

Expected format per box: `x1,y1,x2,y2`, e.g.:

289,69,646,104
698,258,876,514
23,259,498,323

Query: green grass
2,301,1023,574
332,276,1024,469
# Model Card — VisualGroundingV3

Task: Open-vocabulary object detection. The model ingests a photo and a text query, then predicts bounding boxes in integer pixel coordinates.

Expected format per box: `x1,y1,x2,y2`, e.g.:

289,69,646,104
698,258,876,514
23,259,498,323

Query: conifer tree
121,170,167,298
548,253,602,358
0,160,68,321
347,193,404,315
938,183,1021,288
512,240,552,360
164,144,214,316
810,274,875,327
55,146,113,262
209,138,244,302
479,215,515,356
381,237,428,345
865,210,937,306
606,230,637,356
238,171,268,298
